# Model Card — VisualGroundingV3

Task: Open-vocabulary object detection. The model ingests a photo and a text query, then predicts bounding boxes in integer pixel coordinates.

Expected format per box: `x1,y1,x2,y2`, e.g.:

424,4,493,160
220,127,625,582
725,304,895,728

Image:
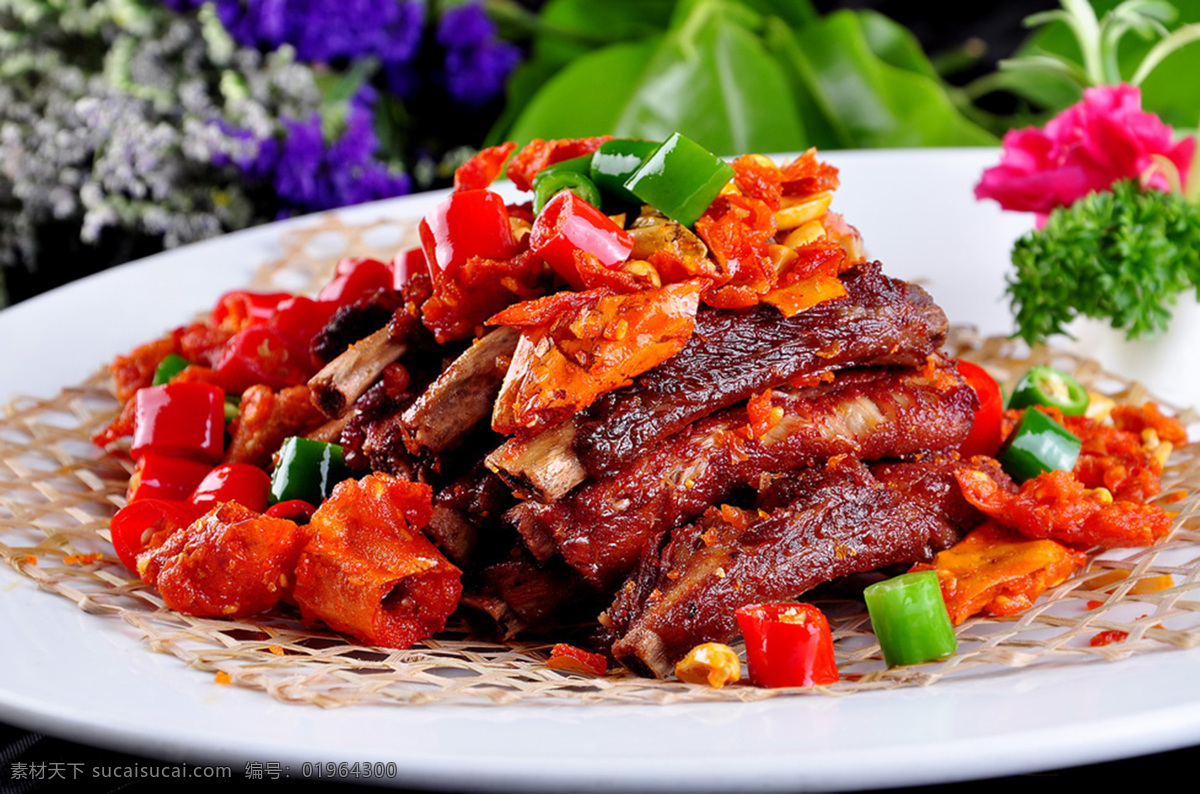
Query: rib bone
400,326,519,455
309,326,407,418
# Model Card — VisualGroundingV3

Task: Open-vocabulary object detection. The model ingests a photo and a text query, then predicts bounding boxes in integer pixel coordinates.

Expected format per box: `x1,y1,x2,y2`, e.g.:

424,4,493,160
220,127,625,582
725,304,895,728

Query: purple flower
276,108,410,212
223,88,410,216
437,2,495,50
213,0,424,67
437,2,520,107
443,39,520,107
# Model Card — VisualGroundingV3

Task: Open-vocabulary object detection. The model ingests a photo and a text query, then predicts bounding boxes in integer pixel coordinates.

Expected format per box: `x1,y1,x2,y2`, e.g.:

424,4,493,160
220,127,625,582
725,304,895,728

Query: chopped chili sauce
731,155,784,209
695,193,778,308
505,136,612,192
746,389,785,439
1111,402,1188,445
547,643,608,676
421,249,549,343
955,467,1172,549
490,281,703,435
1055,409,1167,503
780,148,841,197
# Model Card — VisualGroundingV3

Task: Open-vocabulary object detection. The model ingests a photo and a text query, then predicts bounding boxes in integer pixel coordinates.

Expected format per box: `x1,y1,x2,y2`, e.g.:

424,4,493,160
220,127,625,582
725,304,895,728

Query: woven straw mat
3,212,1200,708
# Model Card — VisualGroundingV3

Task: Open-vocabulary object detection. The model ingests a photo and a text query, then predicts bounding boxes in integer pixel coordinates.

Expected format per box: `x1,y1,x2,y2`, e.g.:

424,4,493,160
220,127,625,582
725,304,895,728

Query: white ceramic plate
2,149,1199,793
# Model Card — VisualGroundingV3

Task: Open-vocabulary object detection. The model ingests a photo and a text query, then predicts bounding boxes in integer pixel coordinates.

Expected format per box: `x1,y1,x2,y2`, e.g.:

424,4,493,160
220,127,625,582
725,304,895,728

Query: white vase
1056,296,1200,408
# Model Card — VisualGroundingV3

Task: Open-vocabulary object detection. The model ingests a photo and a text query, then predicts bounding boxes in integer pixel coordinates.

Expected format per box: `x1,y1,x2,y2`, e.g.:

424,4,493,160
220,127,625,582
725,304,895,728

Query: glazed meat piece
311,288,404,366
573,263,947,477
487,263,948,500
506,356,977,589
458,549,600,640
606,455,1010,678
425,462,517,566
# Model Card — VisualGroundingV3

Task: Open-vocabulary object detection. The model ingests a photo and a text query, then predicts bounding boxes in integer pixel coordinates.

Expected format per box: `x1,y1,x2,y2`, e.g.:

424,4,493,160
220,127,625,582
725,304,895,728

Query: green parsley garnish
1007,179,1200,345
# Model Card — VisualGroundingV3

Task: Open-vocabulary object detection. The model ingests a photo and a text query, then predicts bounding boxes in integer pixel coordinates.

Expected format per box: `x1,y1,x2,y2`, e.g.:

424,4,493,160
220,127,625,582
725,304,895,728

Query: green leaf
530,0,675,68
772,10,995,148
1132,22,1200,84
485,57,566,146
486,0,675,145
506,0,807,155
733,0,818,27
857,10,937,78
610,0,806,154
505,38,661,145
763,17,853,149
372,94,411,165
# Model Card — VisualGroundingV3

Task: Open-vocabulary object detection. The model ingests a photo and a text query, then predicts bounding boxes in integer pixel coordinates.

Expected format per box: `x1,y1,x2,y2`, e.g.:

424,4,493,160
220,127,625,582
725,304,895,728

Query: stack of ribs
311,262,994,677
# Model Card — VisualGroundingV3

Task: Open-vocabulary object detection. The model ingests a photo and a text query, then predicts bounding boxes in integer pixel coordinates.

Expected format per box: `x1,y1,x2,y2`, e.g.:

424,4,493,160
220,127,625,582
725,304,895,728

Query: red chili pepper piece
109,498,205,574
215,324,309,393
215,293,335,393
131,383,226,463
271,296,337,353
189,463,272,513
127,454,214,504
316,257,394,306
453,141,516,191
546,643,608,676
265,499,317,525
211,291,293,332
529,191,634,289
735,602,840,688
957,360,1004,458
393,246,429,290
419,189,519,277
506,136,611,192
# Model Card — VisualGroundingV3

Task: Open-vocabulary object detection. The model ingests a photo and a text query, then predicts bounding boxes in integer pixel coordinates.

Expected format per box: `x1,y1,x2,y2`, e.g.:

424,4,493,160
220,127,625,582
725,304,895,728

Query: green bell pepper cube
864,570,957,667
589,139,659,204
998,408,1082,482
152,354,192,386
268,436,351,506
622,132,735,228
1007,366,1089,415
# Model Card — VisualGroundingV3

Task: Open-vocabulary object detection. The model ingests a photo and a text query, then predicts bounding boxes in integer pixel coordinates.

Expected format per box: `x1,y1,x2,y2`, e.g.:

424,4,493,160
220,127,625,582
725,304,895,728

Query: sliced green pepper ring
997,407,1082,482
152,353,192,386
863,570,957,667
533,168,602,216
1008,366,1089,415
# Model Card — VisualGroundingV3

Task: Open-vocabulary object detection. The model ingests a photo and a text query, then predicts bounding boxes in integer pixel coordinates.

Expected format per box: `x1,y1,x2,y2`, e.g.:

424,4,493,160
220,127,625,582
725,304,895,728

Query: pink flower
975,84,1195,218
